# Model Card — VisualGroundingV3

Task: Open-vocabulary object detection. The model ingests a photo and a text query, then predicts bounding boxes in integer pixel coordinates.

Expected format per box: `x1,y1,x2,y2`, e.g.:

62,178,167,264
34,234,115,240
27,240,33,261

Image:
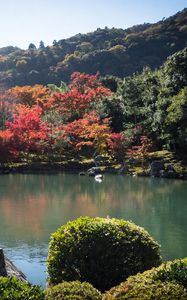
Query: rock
183,173,187,180
118,165,128,175
166,164,176,173
0,249,27,282
93,155,107,166
149,161,165,177
87,167,102,176
5,257,27,282
0,249,7,276
3,169,10,174
11,168,16,173
159,169,168,178
128,158,139,166
105,167,117,174
158,164,179,179
137,171,148,177
79,172,86,176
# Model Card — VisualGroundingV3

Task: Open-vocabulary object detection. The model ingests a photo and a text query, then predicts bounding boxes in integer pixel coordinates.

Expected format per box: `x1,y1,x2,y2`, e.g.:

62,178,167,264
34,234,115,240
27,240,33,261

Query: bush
153,258,187,287
104,281,186,300
0,276,44,300
45,281,102,300
47,217,161,291
103,258,187,299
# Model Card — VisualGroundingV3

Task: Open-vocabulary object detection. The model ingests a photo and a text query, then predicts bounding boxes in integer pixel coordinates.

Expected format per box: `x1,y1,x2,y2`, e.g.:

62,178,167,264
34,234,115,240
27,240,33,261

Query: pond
0,173,186,287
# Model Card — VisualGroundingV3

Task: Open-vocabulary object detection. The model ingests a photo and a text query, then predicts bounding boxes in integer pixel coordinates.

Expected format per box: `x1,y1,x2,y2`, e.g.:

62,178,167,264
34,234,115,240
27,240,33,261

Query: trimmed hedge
0,276,44,300
103,258,187,299
47,217,161,291
153,257,187,287
45,281,102,300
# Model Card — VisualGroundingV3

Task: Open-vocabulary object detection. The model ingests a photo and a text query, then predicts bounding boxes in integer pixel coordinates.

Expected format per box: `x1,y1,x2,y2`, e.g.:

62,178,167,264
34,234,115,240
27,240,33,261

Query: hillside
0,47,186,174
0,8,187,87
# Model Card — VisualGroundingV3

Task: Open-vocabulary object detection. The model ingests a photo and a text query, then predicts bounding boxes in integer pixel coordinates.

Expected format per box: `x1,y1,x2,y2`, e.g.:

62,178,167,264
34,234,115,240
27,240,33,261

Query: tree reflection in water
0,174,186,286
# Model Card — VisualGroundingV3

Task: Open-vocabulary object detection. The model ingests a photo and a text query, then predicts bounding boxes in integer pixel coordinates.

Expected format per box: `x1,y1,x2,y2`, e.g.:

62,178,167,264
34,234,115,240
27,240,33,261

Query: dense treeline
0,9,187,88
0,47,186,167
101,47,187,154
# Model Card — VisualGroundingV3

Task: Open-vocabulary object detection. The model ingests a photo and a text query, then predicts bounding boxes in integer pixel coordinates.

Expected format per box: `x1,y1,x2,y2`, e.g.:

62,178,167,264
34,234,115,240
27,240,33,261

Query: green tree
165,86,187,150
39,40,45,49
161,47,187,95
28,43,36,50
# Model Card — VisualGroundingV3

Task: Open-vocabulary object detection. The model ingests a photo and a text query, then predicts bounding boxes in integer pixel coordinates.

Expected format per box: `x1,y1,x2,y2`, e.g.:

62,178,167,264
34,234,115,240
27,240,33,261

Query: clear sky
0,0,186,49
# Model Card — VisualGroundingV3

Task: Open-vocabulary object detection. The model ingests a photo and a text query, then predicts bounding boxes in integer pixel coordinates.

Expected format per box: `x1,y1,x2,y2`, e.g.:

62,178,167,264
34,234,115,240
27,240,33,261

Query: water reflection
0,174,186,286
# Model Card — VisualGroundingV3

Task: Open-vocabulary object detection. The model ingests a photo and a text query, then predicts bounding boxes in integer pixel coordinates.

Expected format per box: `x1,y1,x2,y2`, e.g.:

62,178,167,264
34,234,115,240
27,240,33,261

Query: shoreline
0,161,186,180
0,249,27,282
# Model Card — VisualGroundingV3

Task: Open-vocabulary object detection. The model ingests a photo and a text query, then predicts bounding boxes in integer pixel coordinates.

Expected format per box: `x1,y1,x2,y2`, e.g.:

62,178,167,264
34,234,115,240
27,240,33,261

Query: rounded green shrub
47,217,161,291
45,281,102,300
103,258,187,299
104,281,186,300
0,276,44,300
153,257,187,287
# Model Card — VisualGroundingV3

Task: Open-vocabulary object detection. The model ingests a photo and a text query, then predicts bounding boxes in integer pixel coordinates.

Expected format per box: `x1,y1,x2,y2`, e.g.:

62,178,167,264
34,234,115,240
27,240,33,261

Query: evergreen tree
28,43,36,50
39,40,45,49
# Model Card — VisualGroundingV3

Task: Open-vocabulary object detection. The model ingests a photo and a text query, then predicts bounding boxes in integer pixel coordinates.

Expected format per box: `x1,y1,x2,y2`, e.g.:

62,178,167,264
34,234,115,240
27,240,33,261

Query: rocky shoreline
0,160,186,179
0,249,27,282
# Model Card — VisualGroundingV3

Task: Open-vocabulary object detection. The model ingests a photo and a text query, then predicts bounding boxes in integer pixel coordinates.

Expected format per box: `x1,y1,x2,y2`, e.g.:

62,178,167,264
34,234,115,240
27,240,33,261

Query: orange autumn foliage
63,111,111,153
9,85,51,108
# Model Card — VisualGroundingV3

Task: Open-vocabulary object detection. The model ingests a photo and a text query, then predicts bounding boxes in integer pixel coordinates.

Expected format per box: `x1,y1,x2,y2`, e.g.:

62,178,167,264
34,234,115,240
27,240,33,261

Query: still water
0,174,186,287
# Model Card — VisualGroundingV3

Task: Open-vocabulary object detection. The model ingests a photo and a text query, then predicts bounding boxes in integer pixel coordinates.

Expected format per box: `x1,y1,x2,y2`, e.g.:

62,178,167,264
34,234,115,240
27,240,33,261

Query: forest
0,8,187,88
0,46,186,173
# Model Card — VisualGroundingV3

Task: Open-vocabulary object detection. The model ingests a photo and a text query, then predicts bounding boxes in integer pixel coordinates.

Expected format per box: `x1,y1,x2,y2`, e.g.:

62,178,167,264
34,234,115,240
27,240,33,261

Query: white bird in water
94,174,103,182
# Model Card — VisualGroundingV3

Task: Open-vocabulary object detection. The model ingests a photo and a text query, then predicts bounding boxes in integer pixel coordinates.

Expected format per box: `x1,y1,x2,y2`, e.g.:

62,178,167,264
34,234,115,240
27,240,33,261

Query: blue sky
0,0,186,49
